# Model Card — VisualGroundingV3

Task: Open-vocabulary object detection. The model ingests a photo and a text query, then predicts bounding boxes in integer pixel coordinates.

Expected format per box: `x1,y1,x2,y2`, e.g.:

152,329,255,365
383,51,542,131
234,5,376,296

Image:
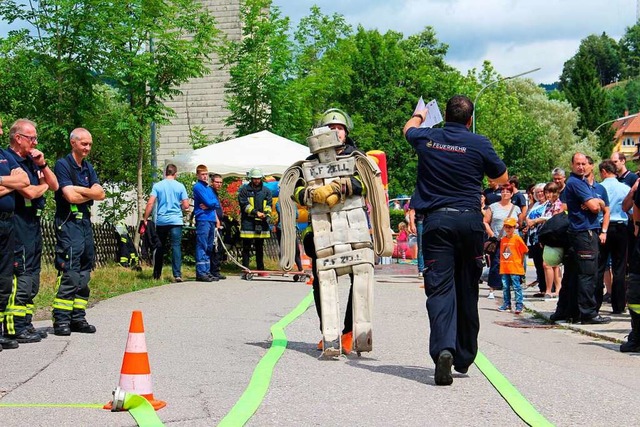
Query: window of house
623,137,635,147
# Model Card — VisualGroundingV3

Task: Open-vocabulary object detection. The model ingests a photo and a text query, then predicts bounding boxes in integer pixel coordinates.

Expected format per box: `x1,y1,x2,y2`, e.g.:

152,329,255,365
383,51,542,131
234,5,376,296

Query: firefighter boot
5,315,41,343
25,314,48,339
620,310,640,353
0,323,19,349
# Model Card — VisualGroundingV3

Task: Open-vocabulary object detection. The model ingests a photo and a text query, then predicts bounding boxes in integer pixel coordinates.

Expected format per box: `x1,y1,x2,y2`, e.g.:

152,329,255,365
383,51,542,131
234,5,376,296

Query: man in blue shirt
403,95,508,385
143,164,189,282
193,165,220,282
4,119,58,343
52,128,106,336
0,116,29,349
597,160,631,314
551,153,610,325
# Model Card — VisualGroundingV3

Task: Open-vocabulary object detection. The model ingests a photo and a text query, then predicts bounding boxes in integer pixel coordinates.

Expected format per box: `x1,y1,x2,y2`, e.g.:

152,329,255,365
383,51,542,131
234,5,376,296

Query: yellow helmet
318,108,353,133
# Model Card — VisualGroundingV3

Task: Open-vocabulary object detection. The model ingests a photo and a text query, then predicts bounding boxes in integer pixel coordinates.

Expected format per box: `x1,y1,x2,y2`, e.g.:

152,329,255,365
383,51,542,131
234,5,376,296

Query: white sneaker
487,291,495,299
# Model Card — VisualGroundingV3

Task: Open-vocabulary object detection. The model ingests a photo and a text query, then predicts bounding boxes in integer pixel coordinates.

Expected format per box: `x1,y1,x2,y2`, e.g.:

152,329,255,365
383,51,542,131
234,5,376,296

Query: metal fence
40,221,280,267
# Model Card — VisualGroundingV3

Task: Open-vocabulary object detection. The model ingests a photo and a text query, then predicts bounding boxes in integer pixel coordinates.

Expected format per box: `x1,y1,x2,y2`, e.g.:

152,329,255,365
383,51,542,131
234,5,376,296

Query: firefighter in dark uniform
0,116,30,350
403,95,508,385
238,168,272,277
209,173,226,280
3,119,58,343
620,182,640,352
52,128,105,336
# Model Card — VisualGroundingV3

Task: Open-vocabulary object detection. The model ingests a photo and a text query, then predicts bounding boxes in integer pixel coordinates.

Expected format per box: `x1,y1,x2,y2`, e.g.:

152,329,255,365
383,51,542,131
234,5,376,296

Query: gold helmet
318,108,353,133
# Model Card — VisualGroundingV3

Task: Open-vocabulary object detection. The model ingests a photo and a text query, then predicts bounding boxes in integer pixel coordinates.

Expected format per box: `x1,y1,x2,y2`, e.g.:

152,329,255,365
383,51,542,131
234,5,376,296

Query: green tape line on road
474,351,554,427
218,291,314,427
0,403,103,408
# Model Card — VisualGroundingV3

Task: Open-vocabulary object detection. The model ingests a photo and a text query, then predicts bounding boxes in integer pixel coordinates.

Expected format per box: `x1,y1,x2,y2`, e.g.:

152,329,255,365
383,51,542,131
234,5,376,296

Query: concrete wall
158,0,241,165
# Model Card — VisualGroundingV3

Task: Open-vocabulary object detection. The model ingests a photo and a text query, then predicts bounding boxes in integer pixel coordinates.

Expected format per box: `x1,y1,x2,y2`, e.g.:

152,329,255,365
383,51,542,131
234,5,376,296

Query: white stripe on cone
119,373,154,395
125,332,147,353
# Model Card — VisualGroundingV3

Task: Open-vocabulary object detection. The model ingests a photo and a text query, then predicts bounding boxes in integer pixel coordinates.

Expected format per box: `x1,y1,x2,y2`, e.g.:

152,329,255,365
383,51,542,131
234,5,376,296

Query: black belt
423,207,477,214
610,221,627,225
0,212,14,220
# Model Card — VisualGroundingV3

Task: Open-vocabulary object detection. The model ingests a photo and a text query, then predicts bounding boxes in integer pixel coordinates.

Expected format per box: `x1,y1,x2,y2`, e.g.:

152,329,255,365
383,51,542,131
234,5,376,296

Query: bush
389,209,406,232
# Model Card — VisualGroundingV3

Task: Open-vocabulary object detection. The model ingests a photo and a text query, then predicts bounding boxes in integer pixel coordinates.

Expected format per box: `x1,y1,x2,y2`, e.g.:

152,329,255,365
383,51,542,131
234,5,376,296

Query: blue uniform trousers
52,217,95,325
422,210,484,370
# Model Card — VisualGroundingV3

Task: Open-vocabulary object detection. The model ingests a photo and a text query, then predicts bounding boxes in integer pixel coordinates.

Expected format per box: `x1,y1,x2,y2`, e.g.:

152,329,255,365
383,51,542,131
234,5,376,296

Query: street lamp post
472,67,541,133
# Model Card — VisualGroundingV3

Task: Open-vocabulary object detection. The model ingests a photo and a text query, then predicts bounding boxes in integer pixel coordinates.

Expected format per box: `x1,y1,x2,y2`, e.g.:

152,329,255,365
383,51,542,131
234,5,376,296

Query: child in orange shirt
498,217,529,314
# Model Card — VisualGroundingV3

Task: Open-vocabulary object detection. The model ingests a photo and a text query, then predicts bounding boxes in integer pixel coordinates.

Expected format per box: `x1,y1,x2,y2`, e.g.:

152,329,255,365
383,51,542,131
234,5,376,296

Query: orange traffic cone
104,310,166,411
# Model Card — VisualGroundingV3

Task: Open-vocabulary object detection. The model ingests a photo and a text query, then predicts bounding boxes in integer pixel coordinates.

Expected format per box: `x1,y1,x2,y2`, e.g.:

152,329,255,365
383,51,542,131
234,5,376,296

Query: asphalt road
1,266,639,426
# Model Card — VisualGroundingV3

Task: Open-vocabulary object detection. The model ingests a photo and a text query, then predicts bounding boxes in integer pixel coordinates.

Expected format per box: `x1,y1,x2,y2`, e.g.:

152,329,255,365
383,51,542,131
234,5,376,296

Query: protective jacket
238,182,272,238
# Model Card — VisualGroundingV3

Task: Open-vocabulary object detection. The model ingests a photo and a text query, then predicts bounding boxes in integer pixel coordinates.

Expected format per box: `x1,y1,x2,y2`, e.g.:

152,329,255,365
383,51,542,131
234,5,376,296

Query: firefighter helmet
318,108,353,133
248,168,264,179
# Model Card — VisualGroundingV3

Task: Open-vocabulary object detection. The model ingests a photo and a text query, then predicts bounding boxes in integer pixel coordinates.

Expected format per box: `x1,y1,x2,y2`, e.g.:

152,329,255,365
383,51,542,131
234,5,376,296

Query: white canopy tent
167,130,311,177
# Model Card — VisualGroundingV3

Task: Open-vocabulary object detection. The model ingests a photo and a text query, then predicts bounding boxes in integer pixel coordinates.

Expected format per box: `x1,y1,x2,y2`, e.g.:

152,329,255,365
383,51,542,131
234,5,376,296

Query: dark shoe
0,335,19,349
434,350,453,386
214,274,227,280
28,325,48,339
620,333,640,353
549,312,567,322
207,274,220,282
53,323,71,336
454,365,469,374
70,321,97,333
603,293,612,303
174,277,184,283
6,330,41,343
581,315,611,325
196,275,214,282
532,292,545,298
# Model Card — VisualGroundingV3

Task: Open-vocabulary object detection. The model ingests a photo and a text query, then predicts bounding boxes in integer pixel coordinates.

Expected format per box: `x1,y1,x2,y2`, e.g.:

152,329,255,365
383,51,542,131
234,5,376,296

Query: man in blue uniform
0,117,29,350
3,119,58,343
550,153,610,325
403,95,508,385
52,128,105,336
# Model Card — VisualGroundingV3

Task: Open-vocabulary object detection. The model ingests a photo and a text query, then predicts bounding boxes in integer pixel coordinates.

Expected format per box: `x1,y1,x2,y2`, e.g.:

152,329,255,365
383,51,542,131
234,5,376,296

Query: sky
1,1,636,85
272,0,639,84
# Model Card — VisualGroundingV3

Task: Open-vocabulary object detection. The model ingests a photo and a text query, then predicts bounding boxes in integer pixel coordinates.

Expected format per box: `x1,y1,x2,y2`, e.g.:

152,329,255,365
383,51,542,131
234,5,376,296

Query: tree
620,23,640,79
560,33,621,86
561,52,610,134
97,0,219,226
217,0,292,136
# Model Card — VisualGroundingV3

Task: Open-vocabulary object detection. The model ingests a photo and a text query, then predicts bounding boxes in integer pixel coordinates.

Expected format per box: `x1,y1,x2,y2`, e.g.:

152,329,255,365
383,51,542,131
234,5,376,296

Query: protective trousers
5,214,42,335
195,220,215,277
303,232,354,334
568,230,599,320
422,210,484,371
242,237,265,270
52,217,95,325
0,218,15,330
596,222,628,313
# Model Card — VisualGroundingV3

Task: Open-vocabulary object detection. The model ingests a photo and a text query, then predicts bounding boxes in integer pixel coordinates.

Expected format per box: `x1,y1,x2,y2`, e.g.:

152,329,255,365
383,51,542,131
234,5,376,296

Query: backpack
537,212,569,248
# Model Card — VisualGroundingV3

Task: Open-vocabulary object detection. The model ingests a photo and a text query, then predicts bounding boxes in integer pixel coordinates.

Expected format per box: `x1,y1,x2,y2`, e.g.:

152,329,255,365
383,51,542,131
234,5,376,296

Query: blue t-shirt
54,154,100,218
150,178,188,226
592,181,609,226
0,150,20,213
406,122,506,212
565,173,600,231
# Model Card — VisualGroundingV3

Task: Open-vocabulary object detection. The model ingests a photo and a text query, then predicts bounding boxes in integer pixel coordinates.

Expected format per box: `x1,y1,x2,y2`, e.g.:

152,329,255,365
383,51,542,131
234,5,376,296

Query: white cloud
274,0,638,83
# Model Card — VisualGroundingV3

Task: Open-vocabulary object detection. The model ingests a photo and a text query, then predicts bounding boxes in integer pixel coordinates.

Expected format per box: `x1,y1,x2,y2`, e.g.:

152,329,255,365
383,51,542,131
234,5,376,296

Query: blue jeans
417,218,424,273
154,225,183,279
501,274,523,310
195,220,215,277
